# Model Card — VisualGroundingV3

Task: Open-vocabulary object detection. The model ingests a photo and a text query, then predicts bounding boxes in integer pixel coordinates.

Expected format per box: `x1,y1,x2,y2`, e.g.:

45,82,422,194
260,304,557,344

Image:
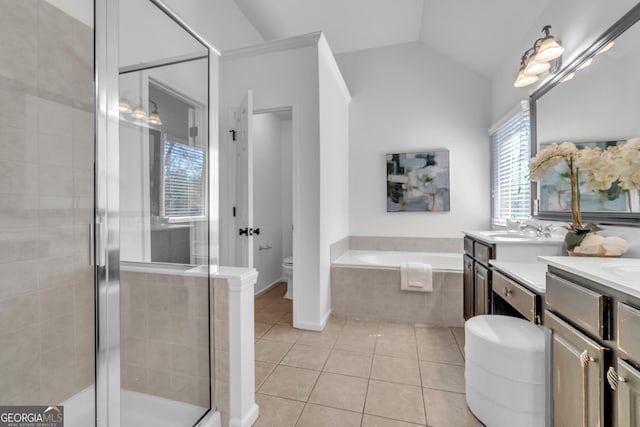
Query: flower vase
565,233,629,257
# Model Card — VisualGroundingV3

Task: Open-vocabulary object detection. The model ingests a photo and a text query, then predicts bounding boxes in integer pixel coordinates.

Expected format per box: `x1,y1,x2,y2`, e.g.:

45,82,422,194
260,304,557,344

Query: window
162,137,206,219
490,102,531,225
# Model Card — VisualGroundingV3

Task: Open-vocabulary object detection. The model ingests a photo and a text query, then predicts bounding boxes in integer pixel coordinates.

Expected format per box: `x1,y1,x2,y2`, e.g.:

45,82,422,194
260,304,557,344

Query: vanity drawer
473,242,493,265
617,302,640,362
545,273,610,340
493,271,539,323
464,236,474,256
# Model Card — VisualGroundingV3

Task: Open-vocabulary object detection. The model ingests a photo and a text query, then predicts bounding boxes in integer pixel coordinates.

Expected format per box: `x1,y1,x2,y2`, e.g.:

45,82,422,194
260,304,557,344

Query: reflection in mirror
531,3,640,224
119,57,209,265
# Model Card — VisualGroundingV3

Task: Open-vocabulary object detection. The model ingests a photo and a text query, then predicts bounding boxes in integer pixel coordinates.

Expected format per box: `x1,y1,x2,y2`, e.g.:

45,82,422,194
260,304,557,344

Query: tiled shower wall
120,271,211,408
0,1,95,404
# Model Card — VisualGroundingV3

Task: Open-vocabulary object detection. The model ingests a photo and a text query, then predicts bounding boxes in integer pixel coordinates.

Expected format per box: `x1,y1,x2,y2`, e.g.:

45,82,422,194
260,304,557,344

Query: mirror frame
529,2,640,226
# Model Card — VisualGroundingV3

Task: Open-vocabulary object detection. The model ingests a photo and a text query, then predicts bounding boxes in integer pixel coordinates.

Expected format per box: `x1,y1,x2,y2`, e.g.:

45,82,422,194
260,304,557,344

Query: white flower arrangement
529,137,640,255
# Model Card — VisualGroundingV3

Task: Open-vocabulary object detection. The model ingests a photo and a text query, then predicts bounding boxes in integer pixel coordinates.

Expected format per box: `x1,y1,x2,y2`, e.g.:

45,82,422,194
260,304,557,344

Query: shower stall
0,0,220,426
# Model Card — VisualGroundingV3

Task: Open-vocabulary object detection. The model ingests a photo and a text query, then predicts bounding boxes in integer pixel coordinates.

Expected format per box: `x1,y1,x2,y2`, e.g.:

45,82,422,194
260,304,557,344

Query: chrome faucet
520,221,555,238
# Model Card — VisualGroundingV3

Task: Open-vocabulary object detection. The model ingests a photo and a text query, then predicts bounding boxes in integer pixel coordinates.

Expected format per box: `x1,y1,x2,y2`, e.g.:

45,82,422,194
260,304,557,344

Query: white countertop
464,230,564,246
540,256,640,299
490,260,549,294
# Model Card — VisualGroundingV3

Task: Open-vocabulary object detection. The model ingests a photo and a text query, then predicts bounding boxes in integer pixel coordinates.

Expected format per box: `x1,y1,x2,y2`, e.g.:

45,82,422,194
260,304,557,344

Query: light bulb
119,98,132,114
534,36,564,62
132,105,147,119
514,69,539,87
576,58,593,70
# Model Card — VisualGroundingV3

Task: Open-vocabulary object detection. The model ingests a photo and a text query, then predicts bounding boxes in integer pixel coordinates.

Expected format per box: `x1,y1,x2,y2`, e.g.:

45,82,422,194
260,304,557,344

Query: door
546,311,608,427
614,359,640,427
474,263,490,315
234,91,254,267
463,255,475,319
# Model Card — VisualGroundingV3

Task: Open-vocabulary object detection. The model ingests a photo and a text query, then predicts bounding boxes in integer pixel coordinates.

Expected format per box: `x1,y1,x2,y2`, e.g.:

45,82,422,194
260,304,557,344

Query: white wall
336,42,492,237
281,120,293,259
491,0,638,123
163,0,263,51
252,113,283,293
220,42,323,329
318,37,350,322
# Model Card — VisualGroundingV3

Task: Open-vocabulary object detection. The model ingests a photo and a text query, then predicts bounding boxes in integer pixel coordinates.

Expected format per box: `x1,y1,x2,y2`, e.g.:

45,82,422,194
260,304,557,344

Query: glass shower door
117,1,212,425
0,1,96,426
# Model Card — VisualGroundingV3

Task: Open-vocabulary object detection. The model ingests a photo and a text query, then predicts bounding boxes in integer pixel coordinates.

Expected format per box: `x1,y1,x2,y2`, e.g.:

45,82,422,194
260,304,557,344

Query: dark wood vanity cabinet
545,268,640,426
463,236,494,320
492,270,541,323
474,263,490,316
546,310,609,427
612,302,640,427
463,255,475,320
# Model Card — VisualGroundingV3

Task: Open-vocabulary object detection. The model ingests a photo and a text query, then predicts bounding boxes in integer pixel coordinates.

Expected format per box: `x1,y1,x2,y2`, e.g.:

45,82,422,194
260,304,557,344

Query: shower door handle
94,222,106,268
89,223,95,266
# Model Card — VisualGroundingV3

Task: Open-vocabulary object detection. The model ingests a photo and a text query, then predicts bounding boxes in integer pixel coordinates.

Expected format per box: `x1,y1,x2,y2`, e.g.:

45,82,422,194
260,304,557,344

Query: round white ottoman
465,315,546,427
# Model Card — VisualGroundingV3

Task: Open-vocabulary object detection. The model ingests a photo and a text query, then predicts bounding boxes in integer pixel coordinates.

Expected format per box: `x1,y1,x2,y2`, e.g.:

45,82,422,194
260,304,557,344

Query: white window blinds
490,104,531,224
163,139,205,218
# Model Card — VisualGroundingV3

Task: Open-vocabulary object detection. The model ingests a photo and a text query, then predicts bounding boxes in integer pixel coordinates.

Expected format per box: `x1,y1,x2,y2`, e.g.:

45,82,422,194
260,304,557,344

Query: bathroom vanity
462,231,562,320
540,257,640,427
485,255,640,426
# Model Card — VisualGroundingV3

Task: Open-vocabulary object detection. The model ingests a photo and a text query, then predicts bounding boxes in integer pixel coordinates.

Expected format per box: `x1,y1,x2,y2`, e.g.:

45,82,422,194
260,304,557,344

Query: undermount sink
601,261,640,281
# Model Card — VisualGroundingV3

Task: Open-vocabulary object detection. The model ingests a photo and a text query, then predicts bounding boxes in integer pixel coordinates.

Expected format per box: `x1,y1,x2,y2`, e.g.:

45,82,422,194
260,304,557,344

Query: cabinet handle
503,287,512,298
607,366,627,390
580,350,596,427
580,350,595,368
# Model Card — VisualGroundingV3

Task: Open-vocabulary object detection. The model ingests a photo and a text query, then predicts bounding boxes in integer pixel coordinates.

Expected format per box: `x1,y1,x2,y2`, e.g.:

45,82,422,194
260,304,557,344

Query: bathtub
333,250,462,271
331,250,464,326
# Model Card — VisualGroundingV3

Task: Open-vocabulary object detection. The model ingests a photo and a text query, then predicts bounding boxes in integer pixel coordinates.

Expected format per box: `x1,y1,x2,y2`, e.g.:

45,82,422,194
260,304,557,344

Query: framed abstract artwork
386,150,450,212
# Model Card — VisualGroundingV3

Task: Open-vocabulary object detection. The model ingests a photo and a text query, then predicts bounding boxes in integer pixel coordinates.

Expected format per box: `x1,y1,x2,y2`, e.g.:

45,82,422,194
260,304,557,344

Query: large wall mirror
530,3,640,226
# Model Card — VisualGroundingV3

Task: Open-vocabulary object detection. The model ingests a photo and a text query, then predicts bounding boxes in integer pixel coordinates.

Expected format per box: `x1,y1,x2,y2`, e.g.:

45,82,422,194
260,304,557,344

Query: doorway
252,108,293,295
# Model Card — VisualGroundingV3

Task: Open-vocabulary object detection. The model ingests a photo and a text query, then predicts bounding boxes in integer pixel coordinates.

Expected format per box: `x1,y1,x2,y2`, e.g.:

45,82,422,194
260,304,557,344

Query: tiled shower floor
252,283,484,427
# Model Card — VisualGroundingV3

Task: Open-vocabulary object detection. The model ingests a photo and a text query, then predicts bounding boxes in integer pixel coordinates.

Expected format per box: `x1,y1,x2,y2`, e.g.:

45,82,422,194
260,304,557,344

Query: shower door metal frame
95,0,221,425
95,0,121,426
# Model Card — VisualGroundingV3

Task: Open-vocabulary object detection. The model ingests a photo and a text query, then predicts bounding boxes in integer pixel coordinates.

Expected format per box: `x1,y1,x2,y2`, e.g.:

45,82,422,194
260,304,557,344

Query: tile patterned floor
253,283,484,427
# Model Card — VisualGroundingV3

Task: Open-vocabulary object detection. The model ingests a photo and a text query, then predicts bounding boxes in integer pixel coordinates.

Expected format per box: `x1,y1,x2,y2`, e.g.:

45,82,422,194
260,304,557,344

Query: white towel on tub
400,262,433,292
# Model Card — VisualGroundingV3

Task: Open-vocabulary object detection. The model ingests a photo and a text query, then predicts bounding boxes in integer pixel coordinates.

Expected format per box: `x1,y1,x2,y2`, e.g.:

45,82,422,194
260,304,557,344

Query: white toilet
282,257,293,300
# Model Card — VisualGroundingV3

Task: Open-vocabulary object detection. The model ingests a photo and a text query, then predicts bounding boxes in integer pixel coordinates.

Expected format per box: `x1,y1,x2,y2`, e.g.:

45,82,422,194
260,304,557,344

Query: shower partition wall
0,0,96,423
0,0,220,426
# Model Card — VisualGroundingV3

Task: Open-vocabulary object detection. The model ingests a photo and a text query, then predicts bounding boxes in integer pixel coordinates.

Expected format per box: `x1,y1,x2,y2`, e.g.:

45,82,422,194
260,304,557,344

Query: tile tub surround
330,236,350,262
349,236,463,253
253,287,481,426
331,266,464,326
0,0,94,406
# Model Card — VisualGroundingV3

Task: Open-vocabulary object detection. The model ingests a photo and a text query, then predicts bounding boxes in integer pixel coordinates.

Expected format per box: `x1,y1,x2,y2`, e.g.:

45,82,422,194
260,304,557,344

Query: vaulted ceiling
232,0,551,77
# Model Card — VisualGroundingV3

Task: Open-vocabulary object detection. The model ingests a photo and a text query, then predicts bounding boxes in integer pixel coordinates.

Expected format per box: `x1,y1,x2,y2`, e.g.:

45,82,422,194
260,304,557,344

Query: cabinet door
474,263,490,316
463,255,475,320
615,359,640,427
545,311,608,427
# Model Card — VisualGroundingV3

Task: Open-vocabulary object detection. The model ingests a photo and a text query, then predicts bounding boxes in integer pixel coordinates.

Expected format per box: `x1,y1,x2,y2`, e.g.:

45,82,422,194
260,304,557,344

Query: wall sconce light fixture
148,101,163,125
118,97,163,127
514,25,564,88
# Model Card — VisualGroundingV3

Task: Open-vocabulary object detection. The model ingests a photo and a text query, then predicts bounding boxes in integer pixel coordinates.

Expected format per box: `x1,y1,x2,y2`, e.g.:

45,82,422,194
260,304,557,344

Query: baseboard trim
229,403,259,427
294,310,332,331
